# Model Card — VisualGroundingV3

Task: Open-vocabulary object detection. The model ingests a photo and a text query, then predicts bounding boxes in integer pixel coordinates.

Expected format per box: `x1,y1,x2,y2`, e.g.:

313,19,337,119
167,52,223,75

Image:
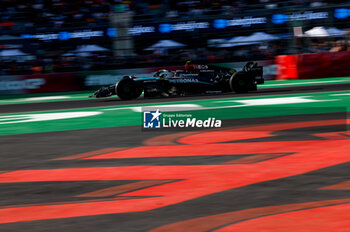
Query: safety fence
276,50,350,80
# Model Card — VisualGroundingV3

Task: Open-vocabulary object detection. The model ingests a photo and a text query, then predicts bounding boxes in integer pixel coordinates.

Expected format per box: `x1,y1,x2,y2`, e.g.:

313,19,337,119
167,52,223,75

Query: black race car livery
91,62,264,100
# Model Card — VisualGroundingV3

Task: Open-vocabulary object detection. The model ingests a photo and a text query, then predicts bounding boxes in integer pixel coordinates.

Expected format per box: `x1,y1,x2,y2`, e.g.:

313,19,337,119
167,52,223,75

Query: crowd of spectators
0,0,349,76
133,0,349,21
0,41,283,75
1,37,349,76
1,0,348,32
0,0,115,32
304,39,349,53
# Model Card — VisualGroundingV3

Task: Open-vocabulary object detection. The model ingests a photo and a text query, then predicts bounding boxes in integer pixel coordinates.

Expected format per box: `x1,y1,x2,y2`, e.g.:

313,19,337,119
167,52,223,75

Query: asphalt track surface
0,83,349,232
1,82,350,114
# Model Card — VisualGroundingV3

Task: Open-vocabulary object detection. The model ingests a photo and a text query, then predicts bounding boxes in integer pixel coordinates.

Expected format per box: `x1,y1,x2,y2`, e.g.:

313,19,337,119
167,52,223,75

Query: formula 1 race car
90,62,264,100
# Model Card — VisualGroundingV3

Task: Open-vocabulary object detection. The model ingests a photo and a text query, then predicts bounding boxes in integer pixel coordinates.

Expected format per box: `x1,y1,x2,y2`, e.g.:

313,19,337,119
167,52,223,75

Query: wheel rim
238,79,245,86
123,85,131,93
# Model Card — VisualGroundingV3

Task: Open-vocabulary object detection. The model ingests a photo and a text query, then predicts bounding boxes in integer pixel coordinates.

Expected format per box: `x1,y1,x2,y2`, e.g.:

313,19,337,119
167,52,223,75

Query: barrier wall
0,73,84,95
276,51,350,80
0,66,182,95
275,55,298,80
0,61,277,95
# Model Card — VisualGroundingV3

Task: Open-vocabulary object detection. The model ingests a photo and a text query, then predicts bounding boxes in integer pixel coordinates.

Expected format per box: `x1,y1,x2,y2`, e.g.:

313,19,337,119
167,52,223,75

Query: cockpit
153,69,174,78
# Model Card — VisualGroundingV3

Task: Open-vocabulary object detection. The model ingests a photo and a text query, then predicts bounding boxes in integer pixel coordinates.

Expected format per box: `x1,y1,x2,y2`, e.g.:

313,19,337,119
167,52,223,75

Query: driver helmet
158,69,170,78
185,60,194,71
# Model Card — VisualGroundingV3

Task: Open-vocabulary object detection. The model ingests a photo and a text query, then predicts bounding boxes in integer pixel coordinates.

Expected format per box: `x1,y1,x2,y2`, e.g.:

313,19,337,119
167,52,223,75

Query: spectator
329,40,346,52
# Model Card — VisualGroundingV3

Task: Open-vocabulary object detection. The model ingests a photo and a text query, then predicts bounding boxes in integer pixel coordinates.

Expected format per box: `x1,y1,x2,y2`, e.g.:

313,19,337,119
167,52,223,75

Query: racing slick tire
229,71,256,93
115,76,143,100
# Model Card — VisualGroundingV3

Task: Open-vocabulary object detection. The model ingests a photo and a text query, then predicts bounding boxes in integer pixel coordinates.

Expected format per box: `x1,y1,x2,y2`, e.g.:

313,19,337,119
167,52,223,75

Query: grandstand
0,0,349,75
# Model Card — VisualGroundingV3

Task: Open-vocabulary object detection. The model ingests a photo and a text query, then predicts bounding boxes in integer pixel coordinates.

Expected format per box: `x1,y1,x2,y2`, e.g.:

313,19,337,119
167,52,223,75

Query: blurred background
2,2,350,230
0,0,350,93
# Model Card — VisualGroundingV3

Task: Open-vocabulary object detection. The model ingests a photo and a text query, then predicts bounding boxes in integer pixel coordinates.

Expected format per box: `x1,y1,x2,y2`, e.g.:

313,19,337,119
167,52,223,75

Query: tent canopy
218,32,279,48
304,27,329,37
304,27,346,37
145,40,186,50
247,32,279,41
62,52,75,57
0,49,28,56
326,27,347,37
74,45,108,52
219,37,259,48
76,52,93,57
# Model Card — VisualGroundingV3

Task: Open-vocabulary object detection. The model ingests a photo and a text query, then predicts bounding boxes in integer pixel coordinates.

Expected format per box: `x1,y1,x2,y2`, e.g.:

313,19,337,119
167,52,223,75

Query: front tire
115,77,143,100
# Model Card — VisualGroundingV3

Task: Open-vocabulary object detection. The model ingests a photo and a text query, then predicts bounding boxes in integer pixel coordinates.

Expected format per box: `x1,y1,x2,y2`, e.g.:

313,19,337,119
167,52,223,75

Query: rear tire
115,77,143,100
229,72,249,93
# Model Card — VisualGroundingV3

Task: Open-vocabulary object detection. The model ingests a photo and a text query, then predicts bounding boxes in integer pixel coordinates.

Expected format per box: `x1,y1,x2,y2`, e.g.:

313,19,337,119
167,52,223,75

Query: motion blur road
1,82,350,114
0,83,349,231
